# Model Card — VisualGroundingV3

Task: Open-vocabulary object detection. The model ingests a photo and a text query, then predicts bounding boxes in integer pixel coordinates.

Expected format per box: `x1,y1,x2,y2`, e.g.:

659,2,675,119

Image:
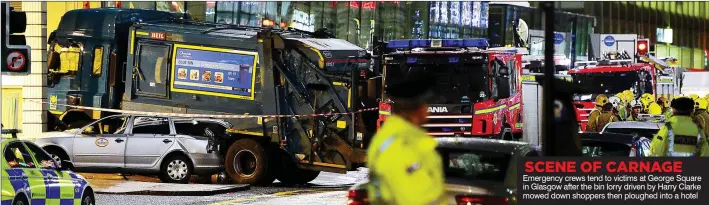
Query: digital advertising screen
171,44,258,100
462,1,472,26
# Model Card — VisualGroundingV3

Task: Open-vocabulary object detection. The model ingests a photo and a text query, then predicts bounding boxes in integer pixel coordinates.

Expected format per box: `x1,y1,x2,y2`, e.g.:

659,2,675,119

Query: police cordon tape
29,99,379,118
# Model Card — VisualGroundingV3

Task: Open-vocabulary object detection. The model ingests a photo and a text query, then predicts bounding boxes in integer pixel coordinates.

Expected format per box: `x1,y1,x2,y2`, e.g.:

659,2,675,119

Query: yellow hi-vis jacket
650,116,709,157
367,115,446,205
693,109,709,139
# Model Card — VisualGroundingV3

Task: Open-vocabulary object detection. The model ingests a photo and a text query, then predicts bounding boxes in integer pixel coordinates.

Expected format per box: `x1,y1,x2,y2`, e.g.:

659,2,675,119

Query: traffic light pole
541,2,556,156
2,2,31,74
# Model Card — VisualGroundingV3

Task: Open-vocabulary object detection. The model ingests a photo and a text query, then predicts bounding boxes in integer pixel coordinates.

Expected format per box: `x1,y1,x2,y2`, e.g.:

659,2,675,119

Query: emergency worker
692,98,709,138
366,75,445,205
587,94,607,130
657,96,671,118
690,94,700,101
627,100,644,121
623,90,634,102
649,97,709,157
648,102,663,115
609,96,626,120
587,103,618,132
640,93,654,113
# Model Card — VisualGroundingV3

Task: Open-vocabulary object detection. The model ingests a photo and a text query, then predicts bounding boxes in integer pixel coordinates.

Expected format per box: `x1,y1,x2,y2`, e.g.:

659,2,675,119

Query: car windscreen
603,128,658,139
439,148,510,183
384,62,489,104
581,141,631,157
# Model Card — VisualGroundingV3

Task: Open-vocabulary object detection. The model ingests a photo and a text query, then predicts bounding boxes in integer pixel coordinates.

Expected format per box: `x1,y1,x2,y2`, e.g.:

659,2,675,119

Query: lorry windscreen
570,70,653,101
385,63,489,104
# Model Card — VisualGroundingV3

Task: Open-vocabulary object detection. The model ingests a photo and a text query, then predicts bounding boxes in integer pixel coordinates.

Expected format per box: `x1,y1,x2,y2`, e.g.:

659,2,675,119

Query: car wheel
81,189,95,205
46,148,71,170
160,155,193,184
225,139,273,185
12,194,29,205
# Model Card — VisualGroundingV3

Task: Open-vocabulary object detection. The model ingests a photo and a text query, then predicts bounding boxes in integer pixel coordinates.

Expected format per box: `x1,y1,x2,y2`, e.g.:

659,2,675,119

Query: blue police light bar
387,38,489,49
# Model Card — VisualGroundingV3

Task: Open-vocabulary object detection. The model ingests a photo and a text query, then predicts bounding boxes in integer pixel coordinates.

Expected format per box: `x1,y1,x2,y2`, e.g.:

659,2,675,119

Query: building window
121,2,156,10
157,1,185,13
238,2,266,27
186,1,209,22
215,1,235,24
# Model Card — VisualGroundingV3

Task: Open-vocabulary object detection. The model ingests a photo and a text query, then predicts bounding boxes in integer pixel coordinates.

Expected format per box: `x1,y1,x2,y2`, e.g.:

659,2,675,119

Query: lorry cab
374,39,523,139
46,8,174,129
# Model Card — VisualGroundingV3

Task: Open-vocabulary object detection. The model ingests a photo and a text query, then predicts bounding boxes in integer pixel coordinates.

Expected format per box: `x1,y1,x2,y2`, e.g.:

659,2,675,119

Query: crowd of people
586,92,709,132
586,91,709,157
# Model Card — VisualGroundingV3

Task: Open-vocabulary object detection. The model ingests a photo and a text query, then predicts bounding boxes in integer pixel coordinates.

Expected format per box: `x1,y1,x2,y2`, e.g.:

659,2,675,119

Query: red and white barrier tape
31,100,378,119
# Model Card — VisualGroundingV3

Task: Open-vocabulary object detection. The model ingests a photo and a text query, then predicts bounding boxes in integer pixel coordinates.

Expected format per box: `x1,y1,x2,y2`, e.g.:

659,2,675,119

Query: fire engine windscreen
385,62,488,104
571,70,653,101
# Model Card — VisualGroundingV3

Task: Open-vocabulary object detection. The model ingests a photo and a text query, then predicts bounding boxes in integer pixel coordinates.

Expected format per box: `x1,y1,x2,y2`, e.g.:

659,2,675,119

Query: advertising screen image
172,44,258,100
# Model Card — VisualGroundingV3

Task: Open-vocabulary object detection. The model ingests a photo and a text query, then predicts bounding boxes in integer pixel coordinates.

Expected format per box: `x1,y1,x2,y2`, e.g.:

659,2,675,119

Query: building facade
553,1,709,70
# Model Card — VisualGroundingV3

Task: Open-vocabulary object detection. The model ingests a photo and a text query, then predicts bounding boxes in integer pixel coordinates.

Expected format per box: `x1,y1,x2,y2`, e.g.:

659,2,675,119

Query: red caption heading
524,161,683,173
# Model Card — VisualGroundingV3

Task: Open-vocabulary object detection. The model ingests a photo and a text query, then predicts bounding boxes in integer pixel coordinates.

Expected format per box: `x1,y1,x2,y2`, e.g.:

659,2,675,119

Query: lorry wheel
276,153,320,185
225,139,273,185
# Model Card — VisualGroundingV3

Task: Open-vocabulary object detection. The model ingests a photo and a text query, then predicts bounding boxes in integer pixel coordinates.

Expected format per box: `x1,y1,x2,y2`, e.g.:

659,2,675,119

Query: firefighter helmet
595,94,608,106
623,90,634,101
695,98,708,110
648,102,663,115
657,96,669,108
609,96,622,108
690,94,700,101
630,100,643,109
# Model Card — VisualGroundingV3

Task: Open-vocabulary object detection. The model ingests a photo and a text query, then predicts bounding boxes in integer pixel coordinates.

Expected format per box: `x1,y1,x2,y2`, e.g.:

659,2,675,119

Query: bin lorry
45,8,377,185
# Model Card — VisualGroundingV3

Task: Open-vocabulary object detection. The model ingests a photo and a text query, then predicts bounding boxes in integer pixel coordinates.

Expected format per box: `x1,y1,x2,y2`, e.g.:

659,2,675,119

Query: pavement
90,168,370,205
81,173,250,196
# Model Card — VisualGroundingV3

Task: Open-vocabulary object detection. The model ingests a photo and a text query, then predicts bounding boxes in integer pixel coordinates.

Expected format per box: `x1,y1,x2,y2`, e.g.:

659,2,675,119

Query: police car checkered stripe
2,168,86,205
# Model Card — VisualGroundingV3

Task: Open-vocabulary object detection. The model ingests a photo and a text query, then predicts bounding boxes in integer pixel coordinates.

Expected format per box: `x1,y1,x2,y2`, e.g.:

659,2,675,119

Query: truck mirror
48,51,60,70
497,77,511,99
109,52,117,87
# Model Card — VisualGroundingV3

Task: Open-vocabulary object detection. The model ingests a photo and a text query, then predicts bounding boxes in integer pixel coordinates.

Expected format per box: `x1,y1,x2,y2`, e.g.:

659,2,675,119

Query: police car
1,130,95,205
579,114,664,157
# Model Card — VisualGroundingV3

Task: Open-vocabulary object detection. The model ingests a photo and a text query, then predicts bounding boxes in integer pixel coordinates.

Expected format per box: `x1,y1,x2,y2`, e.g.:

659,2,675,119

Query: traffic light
637,39,649,57
2,2,31,74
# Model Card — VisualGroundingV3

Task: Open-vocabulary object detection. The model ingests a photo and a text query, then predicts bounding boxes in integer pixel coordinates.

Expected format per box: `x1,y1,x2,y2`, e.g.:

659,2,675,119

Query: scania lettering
428,107,449,113
372,38,522,140
45,8,376,185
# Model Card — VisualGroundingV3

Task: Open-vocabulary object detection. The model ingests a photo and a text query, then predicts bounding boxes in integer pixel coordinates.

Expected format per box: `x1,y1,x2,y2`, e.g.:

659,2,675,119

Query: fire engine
569,40,679,132
372,39,523,140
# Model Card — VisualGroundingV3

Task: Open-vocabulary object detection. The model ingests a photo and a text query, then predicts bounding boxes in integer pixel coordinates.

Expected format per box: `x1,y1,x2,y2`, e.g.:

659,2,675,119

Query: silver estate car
33,115,227,183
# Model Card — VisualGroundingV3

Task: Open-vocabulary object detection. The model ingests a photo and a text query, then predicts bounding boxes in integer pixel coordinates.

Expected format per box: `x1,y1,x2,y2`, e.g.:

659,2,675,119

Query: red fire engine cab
374,39,523,140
